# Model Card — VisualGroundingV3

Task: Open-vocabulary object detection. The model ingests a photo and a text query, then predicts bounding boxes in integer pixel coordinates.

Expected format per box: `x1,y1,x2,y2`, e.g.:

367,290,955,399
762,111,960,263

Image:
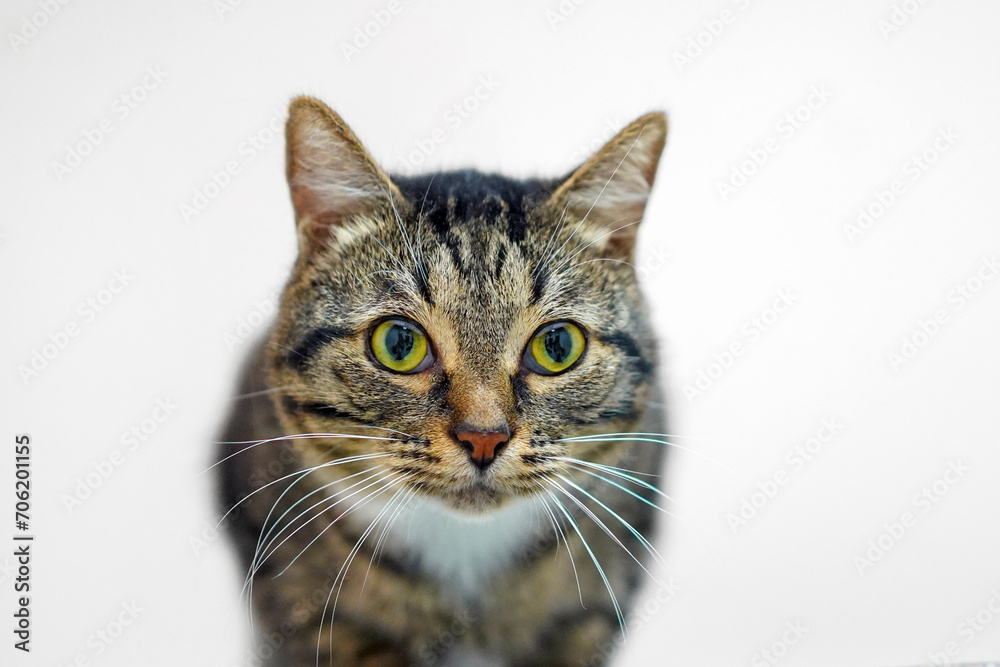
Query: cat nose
451,425,509,470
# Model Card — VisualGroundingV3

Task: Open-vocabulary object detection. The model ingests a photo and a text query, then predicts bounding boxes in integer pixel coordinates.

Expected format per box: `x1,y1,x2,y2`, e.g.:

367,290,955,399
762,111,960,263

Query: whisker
244,462,317,631
560,462,685,519
319,476,412,662
554,455,662,479
253,467,386,566
569,257,637,271
558,435,748,481
370,234,411,278
551,217,642,276
532,200,571,282
206,431,409,474
275,472,405,578
543,487,627,636
246,467,389,593
542,127,649,279
244,463,372,629
227,385,303,402
547,476,665,580
361,486,417,593
535,489,584,606
355,268,398,286
556,458,673,499
383,184,426,286
216,452,391,526
555,473,667,567
563,430,708,441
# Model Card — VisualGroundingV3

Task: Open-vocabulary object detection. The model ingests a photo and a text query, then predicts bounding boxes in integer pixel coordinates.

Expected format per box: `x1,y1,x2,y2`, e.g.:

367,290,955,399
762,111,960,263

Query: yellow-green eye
370,319,431,373
526,322,586,375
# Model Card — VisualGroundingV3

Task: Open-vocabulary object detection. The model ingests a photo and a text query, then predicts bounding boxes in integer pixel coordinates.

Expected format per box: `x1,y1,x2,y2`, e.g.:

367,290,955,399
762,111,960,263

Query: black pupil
385,325,415,361
543,327,572,364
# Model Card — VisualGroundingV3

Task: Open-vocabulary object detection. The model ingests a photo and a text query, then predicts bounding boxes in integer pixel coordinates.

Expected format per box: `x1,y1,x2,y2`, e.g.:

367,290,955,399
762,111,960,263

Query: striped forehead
394,170,552,243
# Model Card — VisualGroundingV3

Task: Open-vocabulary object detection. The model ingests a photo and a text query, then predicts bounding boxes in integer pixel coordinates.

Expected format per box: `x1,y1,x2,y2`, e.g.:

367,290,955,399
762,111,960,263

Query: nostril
492,440,508,458
451,425,510,469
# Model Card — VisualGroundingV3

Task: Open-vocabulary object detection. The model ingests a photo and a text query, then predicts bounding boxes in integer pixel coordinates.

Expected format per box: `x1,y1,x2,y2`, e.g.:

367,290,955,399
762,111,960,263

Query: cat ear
549,113,667,260
285,97,400,251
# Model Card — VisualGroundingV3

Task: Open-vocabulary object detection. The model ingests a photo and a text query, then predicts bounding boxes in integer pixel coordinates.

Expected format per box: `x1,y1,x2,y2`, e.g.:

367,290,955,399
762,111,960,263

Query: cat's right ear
548,112,667,261
285,97,399,252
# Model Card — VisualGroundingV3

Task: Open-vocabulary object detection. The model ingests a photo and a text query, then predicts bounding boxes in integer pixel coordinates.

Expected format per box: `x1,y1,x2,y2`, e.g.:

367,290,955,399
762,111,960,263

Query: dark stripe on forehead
444,234,465,274
494,244,507,279
415,269,434,305
391,170,553,241
286,326,352,371
530,267,549,305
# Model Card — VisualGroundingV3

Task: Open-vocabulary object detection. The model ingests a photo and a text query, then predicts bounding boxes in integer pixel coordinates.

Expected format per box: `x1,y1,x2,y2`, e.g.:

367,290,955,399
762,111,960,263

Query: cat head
268,97,667,514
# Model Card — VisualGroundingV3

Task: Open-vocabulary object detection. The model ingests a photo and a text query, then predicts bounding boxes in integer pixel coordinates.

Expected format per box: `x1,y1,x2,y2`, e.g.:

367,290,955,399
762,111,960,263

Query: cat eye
369,318,433,373
524,321,587,375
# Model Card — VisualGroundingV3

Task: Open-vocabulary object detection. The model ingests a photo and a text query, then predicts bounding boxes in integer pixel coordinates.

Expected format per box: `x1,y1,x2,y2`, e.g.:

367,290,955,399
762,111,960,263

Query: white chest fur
349,491,544,599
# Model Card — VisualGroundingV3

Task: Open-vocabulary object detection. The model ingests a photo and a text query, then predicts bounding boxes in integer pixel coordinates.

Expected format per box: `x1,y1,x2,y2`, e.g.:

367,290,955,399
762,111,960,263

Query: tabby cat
217,97,669,666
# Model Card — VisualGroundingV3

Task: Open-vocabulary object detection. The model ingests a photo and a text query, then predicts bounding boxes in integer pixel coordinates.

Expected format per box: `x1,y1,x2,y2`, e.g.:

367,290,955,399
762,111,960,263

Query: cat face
268,99,666,513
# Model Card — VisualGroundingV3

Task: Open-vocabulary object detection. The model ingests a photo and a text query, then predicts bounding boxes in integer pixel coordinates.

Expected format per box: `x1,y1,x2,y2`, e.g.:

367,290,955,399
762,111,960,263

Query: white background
2,1,999,665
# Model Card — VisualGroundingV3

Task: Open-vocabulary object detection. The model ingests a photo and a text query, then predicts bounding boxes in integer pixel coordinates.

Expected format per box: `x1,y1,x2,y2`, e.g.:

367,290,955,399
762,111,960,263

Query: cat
217,96,669,666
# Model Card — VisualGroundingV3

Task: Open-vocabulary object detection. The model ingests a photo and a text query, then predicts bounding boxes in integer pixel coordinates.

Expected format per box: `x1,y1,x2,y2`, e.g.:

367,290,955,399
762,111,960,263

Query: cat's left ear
285,97,401,253
549,112,667,260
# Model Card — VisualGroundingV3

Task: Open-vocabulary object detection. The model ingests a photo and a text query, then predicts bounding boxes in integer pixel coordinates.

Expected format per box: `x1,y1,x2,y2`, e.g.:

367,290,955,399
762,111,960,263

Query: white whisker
535,489,584,606
318,475,412,662
558,434,748,481
206,430,413,474
217,452,391,526
543,486,627,636
276,472,404,577
546,477,663,582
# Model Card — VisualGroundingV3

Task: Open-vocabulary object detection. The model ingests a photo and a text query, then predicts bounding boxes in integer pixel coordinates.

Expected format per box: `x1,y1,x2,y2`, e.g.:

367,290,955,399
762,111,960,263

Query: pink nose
452,428,509,470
